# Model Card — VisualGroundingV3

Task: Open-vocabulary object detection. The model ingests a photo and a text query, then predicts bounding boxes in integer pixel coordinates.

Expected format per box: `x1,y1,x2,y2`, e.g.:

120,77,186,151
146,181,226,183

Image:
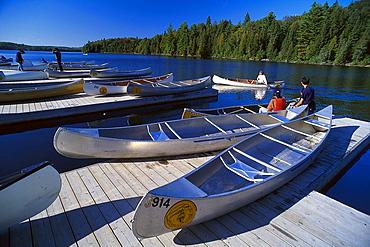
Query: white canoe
0,161,61,231
84,73,174,95
0,70,49,81
213,74,285,88
132,106,333,238
126,76,212,96
90,67,152,78
53,105,308,159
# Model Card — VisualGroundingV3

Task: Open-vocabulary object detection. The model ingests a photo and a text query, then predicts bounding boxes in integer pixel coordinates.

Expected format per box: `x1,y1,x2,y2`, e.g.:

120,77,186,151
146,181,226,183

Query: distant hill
0,42,81,52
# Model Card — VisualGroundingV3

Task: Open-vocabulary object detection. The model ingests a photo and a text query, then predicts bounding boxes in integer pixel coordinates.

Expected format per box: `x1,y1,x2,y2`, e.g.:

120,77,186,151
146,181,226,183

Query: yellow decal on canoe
132,86,141,94
92,72,98,77
99,87,108,94
0,75,3,81
164,200,197,229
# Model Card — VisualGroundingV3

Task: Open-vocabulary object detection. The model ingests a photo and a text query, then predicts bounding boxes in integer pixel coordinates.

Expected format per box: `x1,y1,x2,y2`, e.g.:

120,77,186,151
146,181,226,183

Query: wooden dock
0,88,218,126
0,117,369,246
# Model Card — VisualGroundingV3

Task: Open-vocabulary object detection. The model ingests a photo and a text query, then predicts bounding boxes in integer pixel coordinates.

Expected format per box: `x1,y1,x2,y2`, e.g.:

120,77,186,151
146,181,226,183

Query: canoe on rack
0,161,61,231
90,67,152,78
181,99,300,119
213,74,285,88
126,76,212,96
53,105,308,159
84,73,173,95
131,105,333,238
0,78,84,103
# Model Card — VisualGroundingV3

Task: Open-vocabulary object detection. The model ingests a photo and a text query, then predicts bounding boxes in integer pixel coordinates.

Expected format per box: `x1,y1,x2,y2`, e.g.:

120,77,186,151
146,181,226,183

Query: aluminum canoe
132,105,333,238
84,73,173,95
53,105,308,159
0,70,49,81
213,74,285,88
182,98,300,119
0,78,84,103
90,67,152,78
0,161,61,231
51,62,110,70
126,76,212,96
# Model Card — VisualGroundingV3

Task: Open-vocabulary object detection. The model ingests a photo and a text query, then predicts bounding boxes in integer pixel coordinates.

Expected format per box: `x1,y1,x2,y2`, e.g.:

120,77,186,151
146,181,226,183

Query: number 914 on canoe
144,197,171,208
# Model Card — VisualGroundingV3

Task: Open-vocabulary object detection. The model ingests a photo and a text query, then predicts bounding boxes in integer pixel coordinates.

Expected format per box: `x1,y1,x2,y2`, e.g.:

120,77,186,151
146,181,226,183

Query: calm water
1,50,369,214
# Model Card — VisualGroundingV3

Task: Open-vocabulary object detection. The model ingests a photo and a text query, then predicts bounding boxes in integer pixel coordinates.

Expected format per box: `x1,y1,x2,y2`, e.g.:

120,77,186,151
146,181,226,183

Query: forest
82,0,370,66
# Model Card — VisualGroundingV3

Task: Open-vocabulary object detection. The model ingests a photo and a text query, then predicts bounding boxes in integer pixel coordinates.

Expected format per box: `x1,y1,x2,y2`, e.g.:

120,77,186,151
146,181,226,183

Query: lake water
1,50,369,215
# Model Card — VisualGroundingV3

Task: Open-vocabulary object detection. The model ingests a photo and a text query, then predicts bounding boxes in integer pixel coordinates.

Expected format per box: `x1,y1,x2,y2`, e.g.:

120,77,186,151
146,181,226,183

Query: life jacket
274,98,286,111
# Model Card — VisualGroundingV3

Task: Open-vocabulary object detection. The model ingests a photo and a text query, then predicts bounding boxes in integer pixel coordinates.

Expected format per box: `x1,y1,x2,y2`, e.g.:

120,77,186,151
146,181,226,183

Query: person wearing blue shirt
295,76,316,114
15,50,25,71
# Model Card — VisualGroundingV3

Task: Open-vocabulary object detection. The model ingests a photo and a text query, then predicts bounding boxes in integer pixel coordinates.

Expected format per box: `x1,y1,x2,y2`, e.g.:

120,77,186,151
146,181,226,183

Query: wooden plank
78,166,141,246
66,169,120,246
9,220,32,247
44,195,77,247
59,173,99,246
29,209,56,247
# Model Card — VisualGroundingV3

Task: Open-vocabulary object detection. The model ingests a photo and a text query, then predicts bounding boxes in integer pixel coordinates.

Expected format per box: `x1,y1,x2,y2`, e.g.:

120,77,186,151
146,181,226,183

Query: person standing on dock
15,50,25,71
295,76,316,114
52,48,63,71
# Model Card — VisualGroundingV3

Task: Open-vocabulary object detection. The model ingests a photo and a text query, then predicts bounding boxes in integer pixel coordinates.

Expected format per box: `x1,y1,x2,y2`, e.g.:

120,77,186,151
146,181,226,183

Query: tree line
0,42,80,52
82,0,369,66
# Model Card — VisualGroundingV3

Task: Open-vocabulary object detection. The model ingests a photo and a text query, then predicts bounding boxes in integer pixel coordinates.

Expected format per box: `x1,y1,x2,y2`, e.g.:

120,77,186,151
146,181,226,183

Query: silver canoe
182,98,299,118
0,70,49,81
126,76,212,96
84,73,173,95
90,67,152,78
53,105,308,159
0,161,61,231
213,74,285,88
132,105,333,238
46,69,92,78
51,62,110,70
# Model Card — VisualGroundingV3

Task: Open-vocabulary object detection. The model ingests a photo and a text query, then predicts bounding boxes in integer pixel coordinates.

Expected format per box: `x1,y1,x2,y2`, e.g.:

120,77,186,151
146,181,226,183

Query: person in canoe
52,48,63,71
15,50,25,71
252,71,268,85
259,89,286,112
294,76,316,114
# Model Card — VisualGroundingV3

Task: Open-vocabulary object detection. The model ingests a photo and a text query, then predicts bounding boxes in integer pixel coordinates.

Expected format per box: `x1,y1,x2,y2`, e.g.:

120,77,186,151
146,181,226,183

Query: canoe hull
53,106,308,159
0,162,61,231
2,71,49,81
51,62,110,70
90,67,152,78
83,73,173,95
0,79,84,103
126,76,212,96
132,106,332,238
213,74,285,88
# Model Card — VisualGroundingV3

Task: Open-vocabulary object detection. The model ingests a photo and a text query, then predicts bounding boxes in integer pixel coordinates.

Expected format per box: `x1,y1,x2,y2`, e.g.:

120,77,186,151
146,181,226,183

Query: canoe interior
183,114,330,196
96,74,171,86
97,113,287,141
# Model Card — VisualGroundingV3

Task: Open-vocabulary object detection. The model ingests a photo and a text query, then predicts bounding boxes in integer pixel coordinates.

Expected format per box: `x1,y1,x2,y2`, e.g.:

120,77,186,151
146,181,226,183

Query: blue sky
0,0,354,47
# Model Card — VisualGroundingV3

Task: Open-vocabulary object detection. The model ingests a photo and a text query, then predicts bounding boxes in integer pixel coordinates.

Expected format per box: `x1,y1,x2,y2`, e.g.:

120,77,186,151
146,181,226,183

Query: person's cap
259,71,264,73
273,89,280,94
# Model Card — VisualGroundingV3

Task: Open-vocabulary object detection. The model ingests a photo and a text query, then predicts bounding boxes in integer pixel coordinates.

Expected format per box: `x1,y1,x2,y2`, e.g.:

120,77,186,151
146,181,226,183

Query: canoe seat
304,119,330,129
221,152,275,182
269,114,290,122
147,125,170,141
